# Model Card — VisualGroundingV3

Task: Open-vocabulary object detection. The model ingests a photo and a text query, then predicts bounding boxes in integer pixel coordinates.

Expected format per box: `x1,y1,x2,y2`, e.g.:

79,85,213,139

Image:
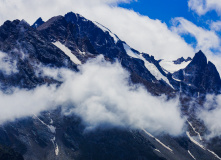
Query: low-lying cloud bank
0,56,185,136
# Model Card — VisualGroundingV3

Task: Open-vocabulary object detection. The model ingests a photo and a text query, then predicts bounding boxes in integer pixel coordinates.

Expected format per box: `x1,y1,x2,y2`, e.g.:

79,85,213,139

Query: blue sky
120,0,220,29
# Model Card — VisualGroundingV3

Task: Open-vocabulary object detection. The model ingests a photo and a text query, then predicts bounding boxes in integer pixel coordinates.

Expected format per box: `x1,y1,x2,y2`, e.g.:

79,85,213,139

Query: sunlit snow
123,44,174,89
160,60,191,74
94,22,119,44
53,41,81,65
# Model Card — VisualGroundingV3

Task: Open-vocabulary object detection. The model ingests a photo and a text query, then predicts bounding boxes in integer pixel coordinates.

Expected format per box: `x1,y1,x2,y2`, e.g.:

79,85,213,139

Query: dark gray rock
32,17,45,29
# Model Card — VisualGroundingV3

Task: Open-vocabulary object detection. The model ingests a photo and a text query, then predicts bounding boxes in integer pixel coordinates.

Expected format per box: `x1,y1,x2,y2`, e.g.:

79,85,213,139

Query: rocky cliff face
0,19,77,90
173,50,221,94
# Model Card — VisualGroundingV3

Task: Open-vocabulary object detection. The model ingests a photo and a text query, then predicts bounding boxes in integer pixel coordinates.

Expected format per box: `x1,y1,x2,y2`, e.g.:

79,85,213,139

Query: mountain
32,17,45,29
173,57,192,64
36,12,175,95
0,12,221,160
0,145,23,160
172,50,221,95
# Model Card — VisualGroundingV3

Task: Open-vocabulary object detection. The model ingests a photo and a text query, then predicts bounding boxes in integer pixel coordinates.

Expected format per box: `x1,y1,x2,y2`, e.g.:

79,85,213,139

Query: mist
0,56,186,136
197,94,221,139
0,51,18,75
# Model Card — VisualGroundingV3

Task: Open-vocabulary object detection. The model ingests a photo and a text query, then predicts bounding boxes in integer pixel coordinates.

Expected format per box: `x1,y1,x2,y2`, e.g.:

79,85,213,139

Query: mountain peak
2,19,20,27
173,50,221,93
190,50,207,67
32,17,45,29
37,15,64,31
195,50,206,59
64,12,77,23
64,12,86,24
173,56,192,64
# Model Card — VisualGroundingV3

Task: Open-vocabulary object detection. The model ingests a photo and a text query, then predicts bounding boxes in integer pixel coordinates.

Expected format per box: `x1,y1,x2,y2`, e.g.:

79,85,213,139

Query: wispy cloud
0,51,18,75
188,0,221,16
197,94,221,139
172,17,220,52
210,21,221,32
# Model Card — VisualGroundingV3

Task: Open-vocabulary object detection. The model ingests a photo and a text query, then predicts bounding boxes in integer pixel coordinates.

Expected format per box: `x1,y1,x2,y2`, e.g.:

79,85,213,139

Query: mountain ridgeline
0,12,220,160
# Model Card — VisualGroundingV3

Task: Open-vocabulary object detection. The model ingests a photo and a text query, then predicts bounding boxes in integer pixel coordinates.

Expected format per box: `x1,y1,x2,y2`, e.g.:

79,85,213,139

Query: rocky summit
0,12,221,160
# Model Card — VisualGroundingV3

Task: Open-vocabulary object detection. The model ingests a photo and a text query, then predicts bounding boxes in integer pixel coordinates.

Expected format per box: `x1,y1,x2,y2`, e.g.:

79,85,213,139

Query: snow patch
142,129,173,152
207,149,221,160
155,149,161,153
48,125,56,134
33,115,59,156
188,150,196,160
186,131,205,150
53,41,81,65
94,22,119,43
123,44,174,89
123,43,140,58
187,120,202,141
172,76,181,82
51,137,59,156
160,60,191,74
33,115,56,134
187,131,221,160
140,56,174,89
55,143,59,156
78,49,86,55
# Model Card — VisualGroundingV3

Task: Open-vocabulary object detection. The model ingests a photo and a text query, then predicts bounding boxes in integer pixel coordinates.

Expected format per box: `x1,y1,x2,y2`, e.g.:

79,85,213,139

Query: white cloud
0,0,195,61
188,0,221,16
0,56,186,136
0,0,132,24
210,21,221,32
197,94,221,139
172,17,220,52
0,85,58,123
0,51,18,75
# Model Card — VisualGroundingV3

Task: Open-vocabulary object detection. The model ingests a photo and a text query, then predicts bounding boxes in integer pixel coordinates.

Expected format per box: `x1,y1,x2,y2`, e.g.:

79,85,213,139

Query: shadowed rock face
173,57,192,64
0,12,221,160
173,50,221,94
32,17,45,29
184,50,208,86
0,18,77,89
0,145,24,160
